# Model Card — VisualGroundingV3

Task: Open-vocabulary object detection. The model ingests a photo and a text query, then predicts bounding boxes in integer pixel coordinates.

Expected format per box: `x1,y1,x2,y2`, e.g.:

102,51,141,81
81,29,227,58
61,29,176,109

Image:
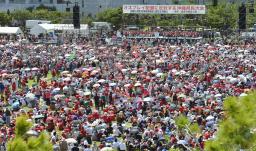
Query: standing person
59,137,68,151
71,143,79,151
94,93,99,110
119,141,127,151
0,82,4,97
92,142,100,151
109,91,113,105
100,93,106,110
4,108,11,126
0,134,5,151
43,90,51,106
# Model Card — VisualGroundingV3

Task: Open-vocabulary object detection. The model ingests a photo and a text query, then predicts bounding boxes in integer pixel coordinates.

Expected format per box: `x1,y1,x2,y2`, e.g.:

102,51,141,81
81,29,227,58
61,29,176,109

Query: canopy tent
0,27,23,35
30,24,89,36
26,20,51,29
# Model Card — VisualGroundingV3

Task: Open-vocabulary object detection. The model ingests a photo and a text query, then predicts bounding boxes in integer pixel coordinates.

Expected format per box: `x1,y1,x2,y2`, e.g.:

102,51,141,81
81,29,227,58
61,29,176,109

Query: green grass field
27,72,53,88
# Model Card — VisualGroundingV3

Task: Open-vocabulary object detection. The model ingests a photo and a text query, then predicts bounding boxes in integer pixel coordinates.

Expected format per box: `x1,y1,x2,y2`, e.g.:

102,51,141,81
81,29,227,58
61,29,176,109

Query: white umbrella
91,70,99,75
170,45,177,48
143,97,153,102
32,115,44,119
65,138,77,144
121,69,128,73
61,71,70,75
180,70,186,75
238,54,244,58
32,67,39,71
25,68,31,71
84,91,91,96
93,59,99,63
171,69,177,73
89,56,96,61
131,70,137,74
65,54,71,57
54,94,65,100
156,73,163,77
1,73,8,78
64,77,71,81
178,94,186,98
215,94,222,98
177,140,187,145
100,147,114,151
26,130,38,136
98,79,106,83
124,84,131,87
206,115,214,121
93,83,100,88
76,90,84,96
12,56,18,60
109,83,117,87
63,86,69,91
134,83,141,87
175,72,180,76
53,88,60,92
151,70,158,74
156,59,164,64
219,76,225,80
240,93,248,97
26,93,35,100
99,46,107,50
214,74,222,79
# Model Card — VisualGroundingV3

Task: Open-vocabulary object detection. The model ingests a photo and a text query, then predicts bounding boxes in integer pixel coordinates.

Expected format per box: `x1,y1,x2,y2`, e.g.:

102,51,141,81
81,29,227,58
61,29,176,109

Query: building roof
37,24,88,30
0,27,23,34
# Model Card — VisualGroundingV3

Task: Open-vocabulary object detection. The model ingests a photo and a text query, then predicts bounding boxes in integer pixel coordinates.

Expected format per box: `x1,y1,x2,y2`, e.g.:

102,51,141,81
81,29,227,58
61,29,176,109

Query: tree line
84,3,256,30
0,5,71,27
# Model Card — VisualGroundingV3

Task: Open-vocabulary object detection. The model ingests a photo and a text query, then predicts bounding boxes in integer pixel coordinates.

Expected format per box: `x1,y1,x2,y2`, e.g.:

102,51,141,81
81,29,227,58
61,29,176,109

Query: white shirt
83,140,88,146
118,142,126,151
112,141,119,149
84,148,92,151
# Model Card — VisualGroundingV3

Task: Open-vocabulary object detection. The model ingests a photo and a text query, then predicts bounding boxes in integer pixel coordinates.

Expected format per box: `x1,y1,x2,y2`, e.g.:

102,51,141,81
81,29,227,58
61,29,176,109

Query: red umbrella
46,117,53,123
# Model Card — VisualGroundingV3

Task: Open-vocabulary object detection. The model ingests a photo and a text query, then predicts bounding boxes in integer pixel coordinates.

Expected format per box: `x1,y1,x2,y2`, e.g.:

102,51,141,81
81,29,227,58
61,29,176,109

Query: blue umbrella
212,80,219,84
12,101,20,109
105,136,115,143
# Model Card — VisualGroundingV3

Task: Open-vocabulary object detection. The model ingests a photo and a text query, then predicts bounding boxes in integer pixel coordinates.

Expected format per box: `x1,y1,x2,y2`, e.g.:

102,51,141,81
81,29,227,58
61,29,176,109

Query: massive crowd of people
0,34,255,151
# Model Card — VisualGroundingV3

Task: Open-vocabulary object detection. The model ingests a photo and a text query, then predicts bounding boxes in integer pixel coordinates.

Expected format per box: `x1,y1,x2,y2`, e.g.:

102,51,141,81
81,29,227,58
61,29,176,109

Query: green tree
205,4,238,29
205,92,256,151
10,9,71,26
31,10,71,23
36,4,56,11
7,116,53,151
247,5,256,28
81,15,94,27
11,10,32,26
175,114,201,137
96,7,123,29
0,12,11,26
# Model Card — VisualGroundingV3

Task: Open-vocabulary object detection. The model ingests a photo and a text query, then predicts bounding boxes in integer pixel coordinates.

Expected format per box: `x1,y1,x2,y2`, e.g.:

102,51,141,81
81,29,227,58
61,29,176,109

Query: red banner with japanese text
123,5,206,14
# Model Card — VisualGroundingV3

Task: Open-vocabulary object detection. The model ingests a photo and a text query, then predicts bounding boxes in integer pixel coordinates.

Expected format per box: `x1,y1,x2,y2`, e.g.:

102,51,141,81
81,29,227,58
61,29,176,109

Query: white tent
26,20,51,29
0,27,23,35
30,24,89,36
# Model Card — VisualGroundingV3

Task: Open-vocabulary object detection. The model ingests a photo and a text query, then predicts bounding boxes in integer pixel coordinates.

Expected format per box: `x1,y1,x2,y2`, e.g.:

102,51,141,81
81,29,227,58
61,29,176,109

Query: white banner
123,5,206,14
